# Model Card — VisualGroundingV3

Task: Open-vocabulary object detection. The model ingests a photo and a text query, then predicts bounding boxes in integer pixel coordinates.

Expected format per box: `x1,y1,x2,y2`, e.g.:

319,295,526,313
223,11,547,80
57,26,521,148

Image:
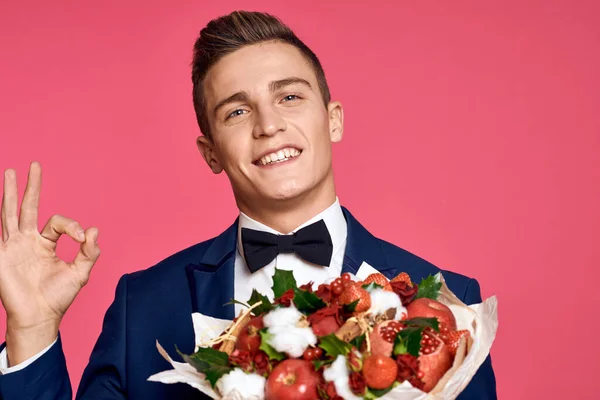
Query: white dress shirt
0,198,348,374
0,337,57,374
233,197,347,315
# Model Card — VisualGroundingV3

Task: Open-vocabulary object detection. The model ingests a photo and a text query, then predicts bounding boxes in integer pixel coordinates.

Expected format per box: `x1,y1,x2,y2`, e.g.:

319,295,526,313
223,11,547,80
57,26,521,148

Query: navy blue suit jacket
0,208,496,399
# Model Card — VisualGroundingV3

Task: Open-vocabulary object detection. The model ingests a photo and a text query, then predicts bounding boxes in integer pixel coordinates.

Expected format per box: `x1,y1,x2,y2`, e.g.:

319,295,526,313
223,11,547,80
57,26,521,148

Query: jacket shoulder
378,238,475,297
126,236,218,288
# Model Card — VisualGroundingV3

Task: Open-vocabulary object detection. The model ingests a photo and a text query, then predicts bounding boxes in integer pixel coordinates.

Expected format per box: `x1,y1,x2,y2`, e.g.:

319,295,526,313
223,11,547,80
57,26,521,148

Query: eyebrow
213,77,313,116
269,77,312,92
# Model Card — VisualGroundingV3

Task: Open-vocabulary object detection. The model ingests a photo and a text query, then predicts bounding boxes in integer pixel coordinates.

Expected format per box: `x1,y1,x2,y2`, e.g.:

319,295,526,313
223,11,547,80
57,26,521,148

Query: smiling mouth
254,147,302,166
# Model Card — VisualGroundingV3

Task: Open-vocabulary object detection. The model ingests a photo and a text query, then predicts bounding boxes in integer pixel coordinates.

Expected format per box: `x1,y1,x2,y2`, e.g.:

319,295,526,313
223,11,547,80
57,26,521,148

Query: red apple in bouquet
265,359,320,400
235,315,264,353
406,297,457,331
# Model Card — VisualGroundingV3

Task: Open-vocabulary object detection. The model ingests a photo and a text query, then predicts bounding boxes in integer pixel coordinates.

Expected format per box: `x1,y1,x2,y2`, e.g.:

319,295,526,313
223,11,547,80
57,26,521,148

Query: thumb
73,227,101,284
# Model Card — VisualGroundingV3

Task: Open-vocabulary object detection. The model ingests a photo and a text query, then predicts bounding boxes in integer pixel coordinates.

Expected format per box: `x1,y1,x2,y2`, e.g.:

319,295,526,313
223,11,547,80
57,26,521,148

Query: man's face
197,41,343,209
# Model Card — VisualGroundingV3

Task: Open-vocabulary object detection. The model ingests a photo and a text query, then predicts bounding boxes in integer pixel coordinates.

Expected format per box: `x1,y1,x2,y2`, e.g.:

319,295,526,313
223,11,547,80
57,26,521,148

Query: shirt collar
236,197,348,261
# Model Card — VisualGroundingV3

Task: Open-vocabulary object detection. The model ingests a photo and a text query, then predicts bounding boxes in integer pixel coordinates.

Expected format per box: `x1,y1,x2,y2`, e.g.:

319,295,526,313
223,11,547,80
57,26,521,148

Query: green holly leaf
365,383,398,399
259,330,285,361
362,282,383,292
403,317,440,332
293,288,326,314
247,289,274,315
415,274,442,300
350,334,365,349
225,298,249,308
272,268,297,298
312,359,333,371
179,346,229,369
178,346,232,388
392,318,440,357
204,364,234,388
318,333,352,357
393,326,425,357
343,299,360,313
364,390,379,400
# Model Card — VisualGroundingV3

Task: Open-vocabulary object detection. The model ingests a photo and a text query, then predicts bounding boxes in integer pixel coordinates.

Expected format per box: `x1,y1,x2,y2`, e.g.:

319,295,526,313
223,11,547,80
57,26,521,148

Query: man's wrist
5,319,60,367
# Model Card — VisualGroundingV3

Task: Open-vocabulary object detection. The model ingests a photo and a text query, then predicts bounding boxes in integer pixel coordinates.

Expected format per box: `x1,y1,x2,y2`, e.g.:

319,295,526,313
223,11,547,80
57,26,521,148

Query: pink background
1,0,599,398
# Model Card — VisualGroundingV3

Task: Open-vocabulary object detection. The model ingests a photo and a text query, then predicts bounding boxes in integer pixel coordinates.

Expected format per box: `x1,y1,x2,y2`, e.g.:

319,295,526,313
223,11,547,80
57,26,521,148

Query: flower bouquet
148,264,498,399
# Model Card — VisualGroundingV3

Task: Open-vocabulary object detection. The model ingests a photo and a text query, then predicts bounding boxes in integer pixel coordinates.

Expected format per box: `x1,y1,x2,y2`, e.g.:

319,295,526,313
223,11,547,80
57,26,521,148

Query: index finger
1,169,19,241
19,161,42,233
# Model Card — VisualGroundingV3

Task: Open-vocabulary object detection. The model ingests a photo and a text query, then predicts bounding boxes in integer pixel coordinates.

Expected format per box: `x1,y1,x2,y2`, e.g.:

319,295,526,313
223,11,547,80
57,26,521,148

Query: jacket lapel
185,219,239,320
341,207,397,278
186,207,404,319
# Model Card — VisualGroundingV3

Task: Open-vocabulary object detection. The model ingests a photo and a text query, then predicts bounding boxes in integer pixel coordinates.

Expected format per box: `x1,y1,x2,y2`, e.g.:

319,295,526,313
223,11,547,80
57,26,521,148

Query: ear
327,101,344,143
196,135,224,174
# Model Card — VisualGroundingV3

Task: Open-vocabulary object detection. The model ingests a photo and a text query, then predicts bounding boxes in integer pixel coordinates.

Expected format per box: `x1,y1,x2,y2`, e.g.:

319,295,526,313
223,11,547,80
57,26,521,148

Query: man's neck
237,188,337,234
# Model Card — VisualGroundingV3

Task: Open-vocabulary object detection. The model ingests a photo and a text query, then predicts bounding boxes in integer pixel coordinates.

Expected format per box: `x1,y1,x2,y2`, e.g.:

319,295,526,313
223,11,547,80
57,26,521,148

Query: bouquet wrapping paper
149,263,498,400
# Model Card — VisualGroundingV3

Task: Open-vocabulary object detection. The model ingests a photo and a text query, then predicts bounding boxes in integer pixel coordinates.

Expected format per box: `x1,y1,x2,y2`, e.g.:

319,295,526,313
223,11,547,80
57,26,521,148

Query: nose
252,104,287,138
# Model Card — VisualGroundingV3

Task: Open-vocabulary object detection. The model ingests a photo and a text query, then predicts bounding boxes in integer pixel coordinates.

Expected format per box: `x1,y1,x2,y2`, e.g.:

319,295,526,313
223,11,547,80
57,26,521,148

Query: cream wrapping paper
149,265,498,400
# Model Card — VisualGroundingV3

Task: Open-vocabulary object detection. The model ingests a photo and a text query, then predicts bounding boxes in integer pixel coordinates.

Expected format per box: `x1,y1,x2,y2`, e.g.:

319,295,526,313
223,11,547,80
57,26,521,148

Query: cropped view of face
198,41,343,210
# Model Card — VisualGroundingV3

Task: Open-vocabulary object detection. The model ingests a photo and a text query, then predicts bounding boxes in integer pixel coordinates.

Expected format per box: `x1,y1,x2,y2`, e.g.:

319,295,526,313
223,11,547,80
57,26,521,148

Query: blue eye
227,109,246,119
282,94,299,102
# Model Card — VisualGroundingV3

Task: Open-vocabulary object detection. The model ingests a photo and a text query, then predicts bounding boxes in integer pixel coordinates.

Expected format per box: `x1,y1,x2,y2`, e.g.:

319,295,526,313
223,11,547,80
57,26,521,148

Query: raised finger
73,227,100,284
40,214,85,243
19,161,42,233
1,169,19,241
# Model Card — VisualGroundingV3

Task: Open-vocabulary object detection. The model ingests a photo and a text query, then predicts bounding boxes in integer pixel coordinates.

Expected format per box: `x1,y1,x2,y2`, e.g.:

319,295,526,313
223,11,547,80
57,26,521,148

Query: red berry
313,347,323,358
331,280,344,296
303,348,315,361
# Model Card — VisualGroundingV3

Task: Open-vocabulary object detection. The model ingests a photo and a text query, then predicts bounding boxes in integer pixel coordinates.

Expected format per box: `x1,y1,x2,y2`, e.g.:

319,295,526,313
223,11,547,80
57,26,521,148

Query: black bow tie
241,219,334,273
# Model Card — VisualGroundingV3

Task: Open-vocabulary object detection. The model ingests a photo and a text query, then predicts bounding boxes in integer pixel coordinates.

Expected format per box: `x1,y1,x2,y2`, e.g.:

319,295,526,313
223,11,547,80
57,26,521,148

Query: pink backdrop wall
1,0,598,398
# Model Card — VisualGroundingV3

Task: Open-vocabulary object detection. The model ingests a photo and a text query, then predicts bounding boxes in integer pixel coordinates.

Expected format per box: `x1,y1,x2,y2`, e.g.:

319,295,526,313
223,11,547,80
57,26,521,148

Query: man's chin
262,187,306,202
250,182,313,204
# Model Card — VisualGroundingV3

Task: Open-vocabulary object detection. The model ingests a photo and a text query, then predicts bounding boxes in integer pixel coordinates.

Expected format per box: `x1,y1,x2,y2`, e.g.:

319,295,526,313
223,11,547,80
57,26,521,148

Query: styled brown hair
191,10,331,138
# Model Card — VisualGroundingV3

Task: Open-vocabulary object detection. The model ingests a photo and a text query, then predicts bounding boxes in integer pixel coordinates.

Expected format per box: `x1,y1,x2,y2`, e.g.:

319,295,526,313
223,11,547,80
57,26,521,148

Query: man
0,10,496,399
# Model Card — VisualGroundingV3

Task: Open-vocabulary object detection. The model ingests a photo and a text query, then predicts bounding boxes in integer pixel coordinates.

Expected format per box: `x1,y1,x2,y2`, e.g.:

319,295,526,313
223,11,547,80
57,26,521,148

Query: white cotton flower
322,355,347,382
263,305,303,328
368,288,407,320
267,325,317,358
323,355,363,400
263,305,317,358
216,368,266,399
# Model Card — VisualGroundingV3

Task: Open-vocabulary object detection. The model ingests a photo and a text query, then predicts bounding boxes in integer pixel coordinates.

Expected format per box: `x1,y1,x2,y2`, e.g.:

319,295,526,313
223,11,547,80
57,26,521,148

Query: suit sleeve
457,278,497,400
0,334,72,400
75,274,129,399
0,274,129,400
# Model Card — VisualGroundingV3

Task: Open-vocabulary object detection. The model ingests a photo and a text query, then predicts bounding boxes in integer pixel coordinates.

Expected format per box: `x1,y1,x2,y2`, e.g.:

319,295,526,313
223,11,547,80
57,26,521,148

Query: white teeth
257,148,301,165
